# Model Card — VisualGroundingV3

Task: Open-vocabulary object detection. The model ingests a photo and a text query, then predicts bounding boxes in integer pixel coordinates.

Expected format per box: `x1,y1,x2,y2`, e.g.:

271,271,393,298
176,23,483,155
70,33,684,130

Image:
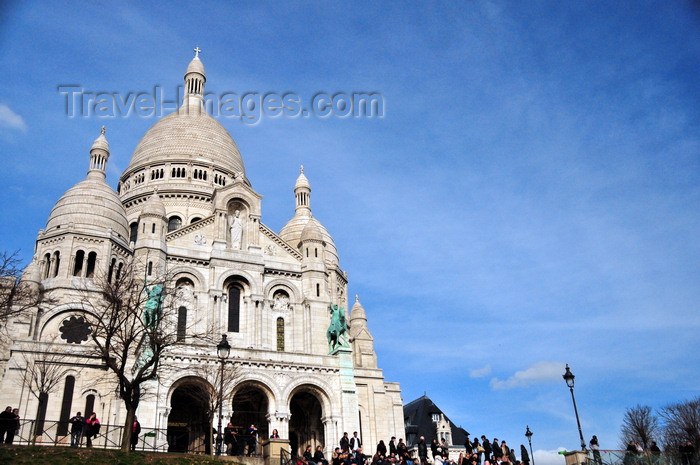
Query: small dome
300,220,325,244
91,128,109,152
21,257,42,285
141,191,166,217
280,216,338,263
295,166,310,190
349,295,367,322
46,176,129,241
185,56,205,76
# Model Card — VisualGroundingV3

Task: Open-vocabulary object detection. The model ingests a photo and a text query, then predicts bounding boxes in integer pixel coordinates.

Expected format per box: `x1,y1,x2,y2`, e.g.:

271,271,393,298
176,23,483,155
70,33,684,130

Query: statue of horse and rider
327,302,348,353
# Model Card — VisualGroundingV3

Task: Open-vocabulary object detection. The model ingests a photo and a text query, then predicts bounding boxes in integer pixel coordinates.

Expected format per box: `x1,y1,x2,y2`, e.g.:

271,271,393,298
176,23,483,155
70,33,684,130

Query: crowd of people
218,423,259,456
294,433,531,465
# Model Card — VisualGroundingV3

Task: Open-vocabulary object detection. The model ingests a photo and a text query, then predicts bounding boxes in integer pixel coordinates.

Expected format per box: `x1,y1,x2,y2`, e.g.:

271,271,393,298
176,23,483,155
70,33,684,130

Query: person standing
0,406,12,443
341,432,351,452
481,437,492,464
418,436,428,464
246,424,257,456
389,437,397,457
130,416,141,451
590,436,602,465
351,432,362,456
69,412,84,447
4,409,19,444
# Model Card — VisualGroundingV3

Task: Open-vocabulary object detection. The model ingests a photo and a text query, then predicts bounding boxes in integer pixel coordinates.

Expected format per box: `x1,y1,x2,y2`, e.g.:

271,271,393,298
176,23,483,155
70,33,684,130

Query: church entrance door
231,384,269,455
167,379,212,454
289,388,324,457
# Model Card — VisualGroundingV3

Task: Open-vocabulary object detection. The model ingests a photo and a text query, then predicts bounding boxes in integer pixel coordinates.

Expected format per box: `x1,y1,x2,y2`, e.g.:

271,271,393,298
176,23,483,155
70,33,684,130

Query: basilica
0,52,404,454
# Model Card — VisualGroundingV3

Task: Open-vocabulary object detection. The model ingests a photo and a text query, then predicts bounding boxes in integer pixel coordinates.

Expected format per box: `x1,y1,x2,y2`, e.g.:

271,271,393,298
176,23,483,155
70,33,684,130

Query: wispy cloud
470,364,492,378
489,361,565,390
0,104,27,132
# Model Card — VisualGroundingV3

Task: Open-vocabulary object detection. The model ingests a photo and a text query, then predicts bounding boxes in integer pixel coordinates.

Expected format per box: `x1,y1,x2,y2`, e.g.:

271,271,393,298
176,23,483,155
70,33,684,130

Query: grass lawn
0,446,241,465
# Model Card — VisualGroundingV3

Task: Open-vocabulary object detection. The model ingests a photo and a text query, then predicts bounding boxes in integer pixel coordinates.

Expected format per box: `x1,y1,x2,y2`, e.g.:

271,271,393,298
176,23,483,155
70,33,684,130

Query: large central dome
126,108,245,176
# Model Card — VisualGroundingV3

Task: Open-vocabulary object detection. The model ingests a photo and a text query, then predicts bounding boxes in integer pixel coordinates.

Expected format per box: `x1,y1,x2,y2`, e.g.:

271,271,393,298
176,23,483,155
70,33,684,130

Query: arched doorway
167,378,212,454
231,384,269,455
289,388,324,457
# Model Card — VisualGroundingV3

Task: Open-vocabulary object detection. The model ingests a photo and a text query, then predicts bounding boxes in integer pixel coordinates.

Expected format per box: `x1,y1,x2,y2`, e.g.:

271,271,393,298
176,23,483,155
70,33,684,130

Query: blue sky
1,1,699,462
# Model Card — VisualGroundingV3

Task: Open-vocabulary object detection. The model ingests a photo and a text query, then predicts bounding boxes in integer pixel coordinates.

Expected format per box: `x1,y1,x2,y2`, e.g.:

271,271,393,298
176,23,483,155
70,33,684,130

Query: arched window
168,216,182,232
228,285,241,333
57,375,75,436
177,306,187,341
147,261,153,276
43,253,51,279
86,252,97,278
276,317,285,352
84,394,95,418
73,250,85,277
52,251,60,278
116,262,123,280
36,392,49,436
190,217,202,224
316,283,320,297
108,258,116,283
130,222,138,243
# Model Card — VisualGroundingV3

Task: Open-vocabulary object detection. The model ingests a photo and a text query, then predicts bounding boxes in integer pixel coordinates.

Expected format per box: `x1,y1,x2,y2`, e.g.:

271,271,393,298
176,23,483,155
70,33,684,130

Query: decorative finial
300,165,304,174
355,295,359,302
100,125,106,135
194,46,201,58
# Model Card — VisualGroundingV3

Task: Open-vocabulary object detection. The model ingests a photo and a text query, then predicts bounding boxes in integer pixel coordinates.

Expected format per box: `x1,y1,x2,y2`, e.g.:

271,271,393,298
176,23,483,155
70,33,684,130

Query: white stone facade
0,52,404,455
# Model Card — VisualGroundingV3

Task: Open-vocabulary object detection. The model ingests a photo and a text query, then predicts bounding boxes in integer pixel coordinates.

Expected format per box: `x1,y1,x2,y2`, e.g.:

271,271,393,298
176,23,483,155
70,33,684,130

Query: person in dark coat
481,437,492,463
0,406,12,443
520,445,530,465
341,432,351,452
4,409,19,444
130,416,141,451
246,424,258,456
377,440,388,456
492,439,503,460
389,437,397,456
315,445,330,465
417,436,428,464
69,412,84,447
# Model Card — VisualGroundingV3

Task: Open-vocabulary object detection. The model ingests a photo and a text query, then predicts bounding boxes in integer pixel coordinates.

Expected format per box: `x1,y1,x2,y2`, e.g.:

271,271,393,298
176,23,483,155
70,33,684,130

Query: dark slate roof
403,395,470,447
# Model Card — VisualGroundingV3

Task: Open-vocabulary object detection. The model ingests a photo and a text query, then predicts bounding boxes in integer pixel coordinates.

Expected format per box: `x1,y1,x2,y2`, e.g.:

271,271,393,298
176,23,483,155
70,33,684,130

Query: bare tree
80,259,182,453
0,251,49,342
620,404,659,449
659,397,700,452
14,340,74,442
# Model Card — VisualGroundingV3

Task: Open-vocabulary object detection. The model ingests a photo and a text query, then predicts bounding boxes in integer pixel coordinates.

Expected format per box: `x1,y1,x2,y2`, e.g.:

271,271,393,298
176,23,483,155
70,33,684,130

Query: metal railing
5,419,260,455
587,450,697,465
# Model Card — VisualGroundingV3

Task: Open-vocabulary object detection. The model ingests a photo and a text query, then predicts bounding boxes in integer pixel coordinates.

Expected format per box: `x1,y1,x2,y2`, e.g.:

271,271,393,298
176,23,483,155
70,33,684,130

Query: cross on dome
100,125,106,135
194,46,201,57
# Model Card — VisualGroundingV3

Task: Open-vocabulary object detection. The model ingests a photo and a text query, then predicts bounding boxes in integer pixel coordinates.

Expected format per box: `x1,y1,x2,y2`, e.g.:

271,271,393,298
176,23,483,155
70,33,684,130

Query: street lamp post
216,334,231,456
563,364,586,451
525,426,535,465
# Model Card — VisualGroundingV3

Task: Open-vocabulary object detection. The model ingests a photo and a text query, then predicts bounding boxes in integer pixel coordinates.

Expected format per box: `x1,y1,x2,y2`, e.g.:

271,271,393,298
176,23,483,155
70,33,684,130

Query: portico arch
230,381,273,453
288,384,328,457
167,376,213,454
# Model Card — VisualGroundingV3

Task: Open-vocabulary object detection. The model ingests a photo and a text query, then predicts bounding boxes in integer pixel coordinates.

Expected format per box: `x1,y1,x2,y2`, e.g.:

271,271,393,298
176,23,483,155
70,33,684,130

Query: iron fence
586,450,696,465
5,419,260,456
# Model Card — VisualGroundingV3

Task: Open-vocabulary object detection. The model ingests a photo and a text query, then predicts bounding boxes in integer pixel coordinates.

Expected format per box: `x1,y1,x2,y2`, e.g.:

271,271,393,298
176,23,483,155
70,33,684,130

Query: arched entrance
289,387,324,457
167,378,212,454
231,384,269,455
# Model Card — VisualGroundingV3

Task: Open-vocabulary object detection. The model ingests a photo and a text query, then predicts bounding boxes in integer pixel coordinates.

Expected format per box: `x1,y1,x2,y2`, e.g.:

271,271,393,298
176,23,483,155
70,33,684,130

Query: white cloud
489,361,565,390
534,448,569,465
0,104,27,132
470,364,492,378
